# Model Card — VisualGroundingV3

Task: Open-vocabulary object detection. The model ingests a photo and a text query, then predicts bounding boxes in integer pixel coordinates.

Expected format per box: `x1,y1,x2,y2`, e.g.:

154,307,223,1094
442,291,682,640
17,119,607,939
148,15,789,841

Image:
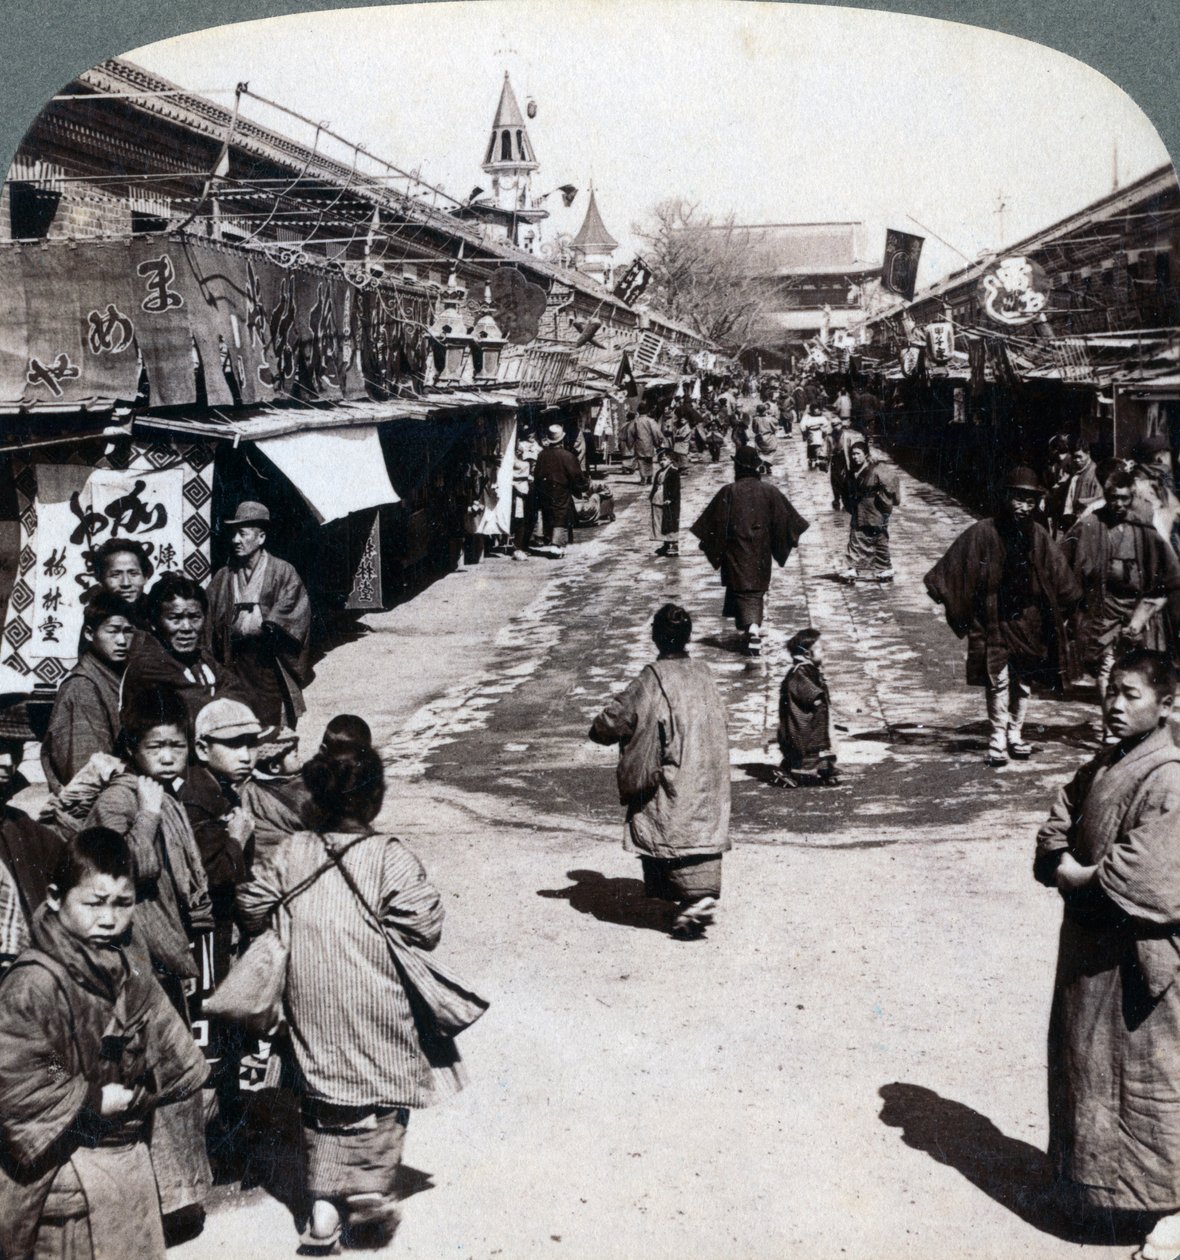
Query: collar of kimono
30,902,129,1002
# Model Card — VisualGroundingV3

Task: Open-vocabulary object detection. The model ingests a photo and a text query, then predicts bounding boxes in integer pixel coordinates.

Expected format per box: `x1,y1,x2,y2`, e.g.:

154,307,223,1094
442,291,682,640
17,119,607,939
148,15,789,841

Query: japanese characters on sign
27,463,185,661
977,255,1050,326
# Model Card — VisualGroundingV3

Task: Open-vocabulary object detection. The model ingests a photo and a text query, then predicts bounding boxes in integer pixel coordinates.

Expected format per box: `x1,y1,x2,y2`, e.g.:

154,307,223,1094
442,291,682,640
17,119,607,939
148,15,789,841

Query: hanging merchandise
900,346,923,379
977,256,1050,326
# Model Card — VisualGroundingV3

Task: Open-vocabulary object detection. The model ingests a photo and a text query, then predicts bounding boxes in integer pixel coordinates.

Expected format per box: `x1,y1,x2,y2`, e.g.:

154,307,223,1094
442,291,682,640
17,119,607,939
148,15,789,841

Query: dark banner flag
612,257,652,306
881,229,924,301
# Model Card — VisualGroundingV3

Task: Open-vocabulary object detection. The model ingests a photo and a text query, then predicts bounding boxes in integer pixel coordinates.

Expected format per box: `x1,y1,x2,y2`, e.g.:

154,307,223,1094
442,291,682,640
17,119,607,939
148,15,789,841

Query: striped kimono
237,829,450,1109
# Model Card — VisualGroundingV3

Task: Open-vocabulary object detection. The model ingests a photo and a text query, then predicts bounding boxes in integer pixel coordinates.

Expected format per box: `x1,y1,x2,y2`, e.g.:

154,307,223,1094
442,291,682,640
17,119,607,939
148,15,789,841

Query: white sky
128,0,1174,289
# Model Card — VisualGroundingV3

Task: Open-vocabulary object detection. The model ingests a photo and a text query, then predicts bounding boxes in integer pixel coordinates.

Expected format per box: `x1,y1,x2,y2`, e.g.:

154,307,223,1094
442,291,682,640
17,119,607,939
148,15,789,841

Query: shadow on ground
537,869,671,933
877,1083,1152,1246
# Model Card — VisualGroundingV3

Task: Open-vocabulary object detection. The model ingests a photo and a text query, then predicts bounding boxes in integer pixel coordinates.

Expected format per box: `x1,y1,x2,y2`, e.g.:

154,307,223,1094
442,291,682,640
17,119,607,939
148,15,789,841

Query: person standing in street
631,410,663,485
775,627,839,789
589,604,731,940
1033,649,1180,1260
651,447,681,558
841,440,901,583
835,386,852,422
800,404,829,470
1051,436,1103,536
925,467,1081,768
532,424,587,560
691,445,810,656
207,502,312,729
1064,465,1180,736
751,403,779,461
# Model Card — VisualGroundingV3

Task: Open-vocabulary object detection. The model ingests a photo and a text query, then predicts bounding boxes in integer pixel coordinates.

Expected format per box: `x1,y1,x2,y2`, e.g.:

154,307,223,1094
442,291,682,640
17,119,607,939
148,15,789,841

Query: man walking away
692,446,810,656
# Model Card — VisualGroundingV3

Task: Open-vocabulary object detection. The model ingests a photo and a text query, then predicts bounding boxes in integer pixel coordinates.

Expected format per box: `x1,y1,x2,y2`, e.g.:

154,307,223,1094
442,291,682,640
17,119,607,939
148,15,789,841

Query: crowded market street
168,435,1127,1260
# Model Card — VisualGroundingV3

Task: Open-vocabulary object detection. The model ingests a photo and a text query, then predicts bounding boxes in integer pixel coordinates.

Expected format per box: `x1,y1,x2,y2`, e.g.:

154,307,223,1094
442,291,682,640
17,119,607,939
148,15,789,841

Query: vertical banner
881,229,925,301
2,441,213,686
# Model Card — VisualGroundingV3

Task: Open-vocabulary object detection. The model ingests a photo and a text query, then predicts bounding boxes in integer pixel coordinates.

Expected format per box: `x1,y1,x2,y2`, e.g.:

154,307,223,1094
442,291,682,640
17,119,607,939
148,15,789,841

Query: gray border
1,0,1177,178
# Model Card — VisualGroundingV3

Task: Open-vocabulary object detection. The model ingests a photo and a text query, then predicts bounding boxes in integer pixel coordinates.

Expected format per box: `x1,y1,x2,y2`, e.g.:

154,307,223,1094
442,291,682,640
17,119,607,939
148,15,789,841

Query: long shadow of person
537,869,671,933
877,1083,1150,1246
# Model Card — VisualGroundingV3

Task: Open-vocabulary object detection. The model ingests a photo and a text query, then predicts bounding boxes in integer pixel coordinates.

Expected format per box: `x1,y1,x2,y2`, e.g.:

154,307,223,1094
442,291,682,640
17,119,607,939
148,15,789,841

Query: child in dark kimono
776,628,839,788
0,828,207,1260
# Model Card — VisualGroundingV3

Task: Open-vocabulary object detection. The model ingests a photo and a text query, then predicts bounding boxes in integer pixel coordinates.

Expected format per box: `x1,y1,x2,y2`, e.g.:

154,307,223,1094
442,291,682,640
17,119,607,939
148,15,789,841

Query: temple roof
572,188,618,253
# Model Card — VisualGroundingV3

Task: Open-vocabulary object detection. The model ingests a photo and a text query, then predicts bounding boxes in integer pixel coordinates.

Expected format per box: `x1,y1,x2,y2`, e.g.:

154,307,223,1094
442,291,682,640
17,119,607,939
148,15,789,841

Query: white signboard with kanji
3,441,213,687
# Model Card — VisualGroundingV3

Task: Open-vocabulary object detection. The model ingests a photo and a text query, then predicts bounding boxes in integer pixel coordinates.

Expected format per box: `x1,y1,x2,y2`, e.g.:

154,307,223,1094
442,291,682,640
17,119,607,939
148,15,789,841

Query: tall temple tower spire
481,72,540,232
571,184,619,285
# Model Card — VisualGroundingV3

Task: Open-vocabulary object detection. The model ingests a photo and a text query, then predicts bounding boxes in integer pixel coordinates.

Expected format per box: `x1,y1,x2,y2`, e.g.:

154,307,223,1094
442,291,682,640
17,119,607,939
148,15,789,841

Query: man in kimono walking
925,467,1081,768
691,446,809,656
1034,649,1180,1260
207,501,312,729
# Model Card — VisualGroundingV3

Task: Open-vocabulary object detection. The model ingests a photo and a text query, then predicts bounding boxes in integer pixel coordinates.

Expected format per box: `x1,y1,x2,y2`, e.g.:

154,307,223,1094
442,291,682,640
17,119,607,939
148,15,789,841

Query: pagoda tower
571,185,619,285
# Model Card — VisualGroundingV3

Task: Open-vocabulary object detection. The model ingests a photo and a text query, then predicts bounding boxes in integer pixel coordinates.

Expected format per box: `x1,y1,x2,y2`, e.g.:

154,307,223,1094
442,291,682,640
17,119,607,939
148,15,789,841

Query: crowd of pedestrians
0,357,1179,1260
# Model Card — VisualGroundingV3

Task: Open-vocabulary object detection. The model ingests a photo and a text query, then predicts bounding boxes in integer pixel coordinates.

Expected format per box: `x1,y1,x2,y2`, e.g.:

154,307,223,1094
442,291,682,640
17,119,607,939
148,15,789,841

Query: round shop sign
977,255,1049,326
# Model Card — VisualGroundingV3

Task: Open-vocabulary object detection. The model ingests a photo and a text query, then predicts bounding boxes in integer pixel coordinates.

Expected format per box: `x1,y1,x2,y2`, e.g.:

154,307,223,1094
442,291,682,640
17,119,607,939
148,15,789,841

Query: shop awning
256,425,400,523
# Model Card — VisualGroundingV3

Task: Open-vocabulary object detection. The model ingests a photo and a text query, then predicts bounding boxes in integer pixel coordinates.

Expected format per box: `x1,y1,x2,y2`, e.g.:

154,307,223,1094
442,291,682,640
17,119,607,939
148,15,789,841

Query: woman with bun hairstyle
237,736,455,1252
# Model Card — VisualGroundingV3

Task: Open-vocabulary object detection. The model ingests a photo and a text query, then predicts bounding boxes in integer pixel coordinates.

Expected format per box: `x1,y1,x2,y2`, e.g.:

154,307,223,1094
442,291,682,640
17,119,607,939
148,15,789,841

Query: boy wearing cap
180,698,263,1136
207,501,312,729
925,467,1081,767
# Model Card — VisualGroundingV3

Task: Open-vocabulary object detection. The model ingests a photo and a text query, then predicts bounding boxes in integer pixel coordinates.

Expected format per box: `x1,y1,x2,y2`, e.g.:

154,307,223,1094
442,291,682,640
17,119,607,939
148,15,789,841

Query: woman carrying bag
236,739,484,1252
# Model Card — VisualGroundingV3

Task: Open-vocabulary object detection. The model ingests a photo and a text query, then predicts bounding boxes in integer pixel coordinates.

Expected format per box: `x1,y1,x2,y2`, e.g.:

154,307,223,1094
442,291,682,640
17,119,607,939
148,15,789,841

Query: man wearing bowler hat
207,500,312,728
925,466,1081,768
532,424,588,559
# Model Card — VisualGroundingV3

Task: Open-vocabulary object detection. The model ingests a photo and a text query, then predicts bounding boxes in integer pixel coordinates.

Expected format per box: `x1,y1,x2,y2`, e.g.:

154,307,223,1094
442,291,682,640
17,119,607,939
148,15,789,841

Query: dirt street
177,430,1134,1260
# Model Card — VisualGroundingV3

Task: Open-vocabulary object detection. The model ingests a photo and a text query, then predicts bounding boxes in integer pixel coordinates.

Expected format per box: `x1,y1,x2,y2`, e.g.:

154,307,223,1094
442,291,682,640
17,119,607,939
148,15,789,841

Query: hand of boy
136,777,165,816
1055,851,1098,894
100,1083,135,1116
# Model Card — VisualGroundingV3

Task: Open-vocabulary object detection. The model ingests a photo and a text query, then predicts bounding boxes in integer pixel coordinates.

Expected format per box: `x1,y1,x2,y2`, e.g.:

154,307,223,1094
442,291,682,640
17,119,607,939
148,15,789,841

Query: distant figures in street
840,440,900,584
650,448,681,557
1034,649,1180,1260
925,466,1081,768
589,603,731,940
691,445,809,656
207,501,312,729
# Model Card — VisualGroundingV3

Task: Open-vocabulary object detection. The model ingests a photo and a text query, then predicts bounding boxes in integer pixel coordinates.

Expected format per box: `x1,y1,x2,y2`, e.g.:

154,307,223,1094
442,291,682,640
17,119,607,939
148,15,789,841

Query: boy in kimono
1034,649,1180,1260
0,827,207,1260
775,628,839,788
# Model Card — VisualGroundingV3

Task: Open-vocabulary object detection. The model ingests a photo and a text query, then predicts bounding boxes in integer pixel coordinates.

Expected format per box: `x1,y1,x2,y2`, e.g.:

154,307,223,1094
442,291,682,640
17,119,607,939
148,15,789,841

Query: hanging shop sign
2,441,213,686
881,229,925,301
977,255,1050,327
900,346,923,378
925,321,955,364
0,238,433,411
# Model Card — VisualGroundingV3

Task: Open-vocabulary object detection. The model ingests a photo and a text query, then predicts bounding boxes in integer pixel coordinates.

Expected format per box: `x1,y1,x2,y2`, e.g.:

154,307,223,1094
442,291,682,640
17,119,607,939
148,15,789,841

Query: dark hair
118,685,191,755
1110,648,1178,701
52,826,135,895
82,590,135,638
92,537,153,582
1066,433,1090,455
302,744,385,827
787,627,821,656
321,714,372,754
1102,466,1136,493
146,572,208,628
652,603,692,654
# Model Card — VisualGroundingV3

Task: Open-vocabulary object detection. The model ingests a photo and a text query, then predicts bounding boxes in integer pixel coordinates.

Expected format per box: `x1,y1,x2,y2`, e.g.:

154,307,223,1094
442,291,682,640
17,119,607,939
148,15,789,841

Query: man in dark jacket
691,445,810,656
925,466,1082,768
533,424,587,559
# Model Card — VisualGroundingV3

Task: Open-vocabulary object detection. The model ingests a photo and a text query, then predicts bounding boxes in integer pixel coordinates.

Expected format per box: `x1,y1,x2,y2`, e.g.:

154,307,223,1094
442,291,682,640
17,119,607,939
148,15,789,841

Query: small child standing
0,828,208,1260
776,628,840,788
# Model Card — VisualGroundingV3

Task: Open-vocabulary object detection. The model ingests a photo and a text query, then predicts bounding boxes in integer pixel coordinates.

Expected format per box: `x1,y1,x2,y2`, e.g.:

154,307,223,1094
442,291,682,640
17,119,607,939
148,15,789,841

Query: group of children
0,689,375,1260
